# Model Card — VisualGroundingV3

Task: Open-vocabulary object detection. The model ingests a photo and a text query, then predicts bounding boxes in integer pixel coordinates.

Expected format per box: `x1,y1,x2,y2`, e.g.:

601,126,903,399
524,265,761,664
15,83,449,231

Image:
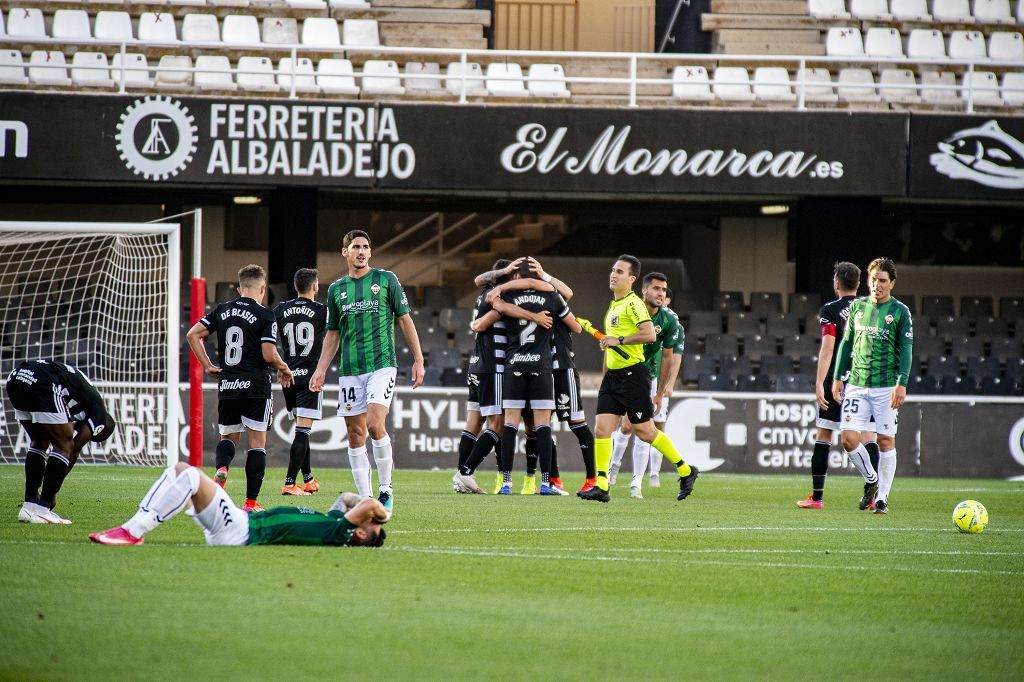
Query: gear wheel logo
115,96,198,181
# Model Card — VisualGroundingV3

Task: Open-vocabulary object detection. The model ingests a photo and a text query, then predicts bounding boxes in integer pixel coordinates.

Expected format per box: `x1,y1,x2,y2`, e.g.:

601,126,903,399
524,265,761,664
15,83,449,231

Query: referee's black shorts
596,365,653,424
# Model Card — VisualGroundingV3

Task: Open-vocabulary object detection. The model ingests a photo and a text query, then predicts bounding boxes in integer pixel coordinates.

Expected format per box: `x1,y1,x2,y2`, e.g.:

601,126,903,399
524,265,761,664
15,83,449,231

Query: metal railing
1,35,1022,113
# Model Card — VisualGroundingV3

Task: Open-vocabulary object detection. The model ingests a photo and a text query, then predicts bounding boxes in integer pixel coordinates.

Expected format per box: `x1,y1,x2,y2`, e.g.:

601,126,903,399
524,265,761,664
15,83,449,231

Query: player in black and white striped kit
274,268,328,497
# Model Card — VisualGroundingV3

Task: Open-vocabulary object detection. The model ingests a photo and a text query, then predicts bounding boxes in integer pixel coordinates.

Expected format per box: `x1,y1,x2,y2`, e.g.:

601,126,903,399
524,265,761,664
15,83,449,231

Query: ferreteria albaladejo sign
0,91,1020,199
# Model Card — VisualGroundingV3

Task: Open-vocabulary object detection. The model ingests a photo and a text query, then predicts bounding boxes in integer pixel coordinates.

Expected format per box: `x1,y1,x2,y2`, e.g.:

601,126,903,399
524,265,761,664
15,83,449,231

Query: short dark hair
348,524,386,547
833,261,861,292
642,272,668,288
492,259,512,286
868,257,897,281
293,268,318,295
237,264,266,289
665,288,674,300
343,230,370,249
616,254,640,278
516,259,532,278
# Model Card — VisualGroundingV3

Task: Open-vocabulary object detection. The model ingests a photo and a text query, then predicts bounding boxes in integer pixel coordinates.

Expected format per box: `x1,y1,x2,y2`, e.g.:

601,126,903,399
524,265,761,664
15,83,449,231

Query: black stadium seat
687,311,724,336
1007,359,1024,382
950,336,985,362
982,376,1020,396
922,295,954,318
441,367,465,387
718,354,752,378
749,292,783,317
898,295,917,315
705,333,739,357
430,347,463,369
697,373,733,391
438,307,473,333
910,374,941,395
727,311,761,336
775,374,813,393
973,317,1009,340
990,338,1023,362
782,334,818,358
736,374,773,392
960,296,993,318
941,375,971,394
743,334,778,361
999,296,1023,318
758,355,792,377
422,285,456,310
713,291,744,312
966,356,1000,380
422,366,444,386
682,353,715,383
765,313,800,338
788,292,821,317
936,316,970,339
926,355,960,380
915,335,946,360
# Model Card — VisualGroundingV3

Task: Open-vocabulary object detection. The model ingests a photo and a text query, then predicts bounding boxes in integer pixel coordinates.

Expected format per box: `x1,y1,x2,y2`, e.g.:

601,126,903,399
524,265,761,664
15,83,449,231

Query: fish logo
929,120,1024,190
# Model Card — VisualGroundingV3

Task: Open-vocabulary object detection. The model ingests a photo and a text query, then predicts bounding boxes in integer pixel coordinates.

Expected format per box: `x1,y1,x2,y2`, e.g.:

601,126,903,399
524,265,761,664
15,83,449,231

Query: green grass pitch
1,465,1022,679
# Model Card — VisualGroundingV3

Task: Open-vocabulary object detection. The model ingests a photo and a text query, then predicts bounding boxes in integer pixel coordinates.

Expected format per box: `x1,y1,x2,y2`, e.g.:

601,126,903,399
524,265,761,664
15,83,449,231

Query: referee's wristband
541,273,552,283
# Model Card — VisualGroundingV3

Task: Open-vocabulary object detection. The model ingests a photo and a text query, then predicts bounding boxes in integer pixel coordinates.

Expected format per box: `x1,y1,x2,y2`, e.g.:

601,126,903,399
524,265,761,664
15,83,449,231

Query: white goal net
0,222,179,465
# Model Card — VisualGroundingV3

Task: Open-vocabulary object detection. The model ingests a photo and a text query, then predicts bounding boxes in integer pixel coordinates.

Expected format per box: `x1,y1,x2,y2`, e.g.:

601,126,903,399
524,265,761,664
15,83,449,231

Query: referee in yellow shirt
578,255,698,503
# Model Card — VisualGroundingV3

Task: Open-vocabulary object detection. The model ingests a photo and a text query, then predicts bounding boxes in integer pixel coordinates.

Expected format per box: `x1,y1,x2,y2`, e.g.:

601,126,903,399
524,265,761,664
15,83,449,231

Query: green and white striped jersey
325,268,411,376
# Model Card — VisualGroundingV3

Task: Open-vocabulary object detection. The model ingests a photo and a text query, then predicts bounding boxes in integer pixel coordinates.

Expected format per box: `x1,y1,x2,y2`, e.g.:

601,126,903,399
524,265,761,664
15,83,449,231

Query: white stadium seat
962,70,1002,104
71,51,113,87
0,50,29,86
95,12,134,41
865,28,904,57
139,12,179,42
194,54,236,90
0,10,5,37
155,55,192,87
932,0,975,23
1017,0,1024,22
210,0,251,7
1002,71,1024,104
287,0,327,8
908,29,947,59
753,67,796,102
879,68,921,103
796,67,838,103
850,0,892,20
973,0,1014,24
262,17,299,44
949,30,988,59
222,15,260,45
826,27,865,57
301,17,340,47
837,68,880,102
362,59,405,95
237,55,278,91
277,56,317,92
486,62,528,97
891,0,932,21
7,8,45,38
172,1,211,6
989,32,1024,61
331,0,371,6
182,14,221,43
445,61,487,96
317,58,359,94
29,51,72,86
712,67,755,102
808,0,851,19
342,19,380,47
671,65,713,101
404,61,443,92
52,10,92,40
527,63,570,97
111,53,152,86
921,70,959,102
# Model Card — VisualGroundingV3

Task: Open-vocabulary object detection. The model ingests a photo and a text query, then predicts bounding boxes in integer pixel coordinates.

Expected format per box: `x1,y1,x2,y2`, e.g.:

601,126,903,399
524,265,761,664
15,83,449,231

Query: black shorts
597,365,653,424
283,383,322,420
502,370,555,410
218,397,272,434
467,372,481,410
473,372,503,417
6,377,69,424
553,368,584,423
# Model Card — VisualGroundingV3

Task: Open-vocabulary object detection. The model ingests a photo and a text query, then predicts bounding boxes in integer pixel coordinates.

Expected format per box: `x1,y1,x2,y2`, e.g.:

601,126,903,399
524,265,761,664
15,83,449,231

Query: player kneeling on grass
6,360,118,525
90,463,389,547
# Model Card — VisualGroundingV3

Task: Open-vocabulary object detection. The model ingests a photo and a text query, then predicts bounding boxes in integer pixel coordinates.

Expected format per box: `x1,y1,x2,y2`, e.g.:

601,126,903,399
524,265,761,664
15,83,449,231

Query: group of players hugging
6,223,912,548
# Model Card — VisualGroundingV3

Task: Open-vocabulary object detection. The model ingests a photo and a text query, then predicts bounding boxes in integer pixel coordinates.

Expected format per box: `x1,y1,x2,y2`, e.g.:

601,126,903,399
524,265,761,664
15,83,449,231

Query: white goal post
0,221,180,466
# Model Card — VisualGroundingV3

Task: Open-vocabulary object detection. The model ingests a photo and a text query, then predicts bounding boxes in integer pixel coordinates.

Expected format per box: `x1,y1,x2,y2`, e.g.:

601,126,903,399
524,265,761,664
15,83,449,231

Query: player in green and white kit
310,230,425,509
832,257,913,515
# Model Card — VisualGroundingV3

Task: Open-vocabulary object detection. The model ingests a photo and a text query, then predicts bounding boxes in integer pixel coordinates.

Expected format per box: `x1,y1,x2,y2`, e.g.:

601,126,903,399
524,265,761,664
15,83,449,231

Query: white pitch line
398,545,1024,558
388,526,1024,534
383,546,1024,576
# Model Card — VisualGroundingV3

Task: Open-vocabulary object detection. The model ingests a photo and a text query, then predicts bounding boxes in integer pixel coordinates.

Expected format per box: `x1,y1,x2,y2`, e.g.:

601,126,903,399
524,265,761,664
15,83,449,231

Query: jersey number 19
283,321,315,357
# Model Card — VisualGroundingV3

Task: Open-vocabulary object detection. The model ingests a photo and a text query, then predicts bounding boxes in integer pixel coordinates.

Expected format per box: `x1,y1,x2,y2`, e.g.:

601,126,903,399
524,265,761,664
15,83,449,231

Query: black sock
535,425,552,480
285,428,310,486
245,448,267,501
461,429,498,475
525,434,538,476
570,422,596,478
550,441,560,478
215,439,236,471
38,450,70,509
494,437,502,472
301,437,313,480
457,430,477,470
500,424,518,475
24,447,46,504
811,440,830,501
864,441,880,475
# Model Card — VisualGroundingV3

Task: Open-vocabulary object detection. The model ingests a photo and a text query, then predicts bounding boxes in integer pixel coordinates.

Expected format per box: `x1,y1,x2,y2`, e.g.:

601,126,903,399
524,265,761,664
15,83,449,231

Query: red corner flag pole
188,276,206,467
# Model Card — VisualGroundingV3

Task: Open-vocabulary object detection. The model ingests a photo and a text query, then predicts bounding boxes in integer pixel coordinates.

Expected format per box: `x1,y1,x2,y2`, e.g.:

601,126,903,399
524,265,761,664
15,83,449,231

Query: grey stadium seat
966,357,1001,380
705,333,739,357
936,316,971,339
782,334,818,358
749,292,783,317
736,374,773,392
927,355,960,380
998,296,1023,317
922,295,954,318
765,313,800,339
744,334,778,361
950,336,985,362
682,353,715,383
698,373,733,391
775,374,813,393
687,311,724,337
973,317,1009,339
718,354,752,379
788,293,821,317
727,311,761,336
713,291,744,312
960,296,994,318
910,374,941,395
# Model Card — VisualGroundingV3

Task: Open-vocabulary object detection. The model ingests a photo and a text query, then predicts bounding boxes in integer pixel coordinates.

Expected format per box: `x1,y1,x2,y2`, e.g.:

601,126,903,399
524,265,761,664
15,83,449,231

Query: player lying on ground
5,359,118,524
89,462,389,547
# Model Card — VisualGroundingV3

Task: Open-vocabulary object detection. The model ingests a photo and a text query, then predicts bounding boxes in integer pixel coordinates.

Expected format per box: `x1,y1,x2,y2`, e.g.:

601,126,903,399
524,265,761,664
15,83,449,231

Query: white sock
877,449,897,502
348,446,372,497
123,466,200,537
631,439,651,484
372,435,393,494
610,429,630,468
649,450,663,478
846,443,878,484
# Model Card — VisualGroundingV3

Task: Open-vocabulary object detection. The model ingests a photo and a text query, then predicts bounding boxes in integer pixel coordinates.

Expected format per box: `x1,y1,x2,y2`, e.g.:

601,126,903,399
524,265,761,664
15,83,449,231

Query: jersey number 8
224,326,244,366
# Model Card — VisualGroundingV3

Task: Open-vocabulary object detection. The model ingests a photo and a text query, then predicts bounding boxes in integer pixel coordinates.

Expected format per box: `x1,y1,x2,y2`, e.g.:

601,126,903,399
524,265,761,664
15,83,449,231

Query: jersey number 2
519,321,537,346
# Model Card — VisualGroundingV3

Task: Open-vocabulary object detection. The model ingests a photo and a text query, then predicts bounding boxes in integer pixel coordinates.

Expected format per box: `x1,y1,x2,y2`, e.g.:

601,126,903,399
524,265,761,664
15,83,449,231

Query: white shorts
338,367,398,417
188,485,250,546
840,385,898,436
649,381,669,423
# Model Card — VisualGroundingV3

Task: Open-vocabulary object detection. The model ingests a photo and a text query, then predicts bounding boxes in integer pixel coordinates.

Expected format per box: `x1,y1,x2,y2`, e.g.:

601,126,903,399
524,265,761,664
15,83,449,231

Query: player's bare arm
471,309,501,333
484,277,554,304
832,379,845,404
262,342,294,388
655,346,674,407
526,257,574,301
491,297,553,329
600,320,656,349
816,334,837,410
891,384,907,409
397,313,425,388
310,329,341,392
560,311,582,334
344,496,391,525
473,258,524,288
185,322,221,375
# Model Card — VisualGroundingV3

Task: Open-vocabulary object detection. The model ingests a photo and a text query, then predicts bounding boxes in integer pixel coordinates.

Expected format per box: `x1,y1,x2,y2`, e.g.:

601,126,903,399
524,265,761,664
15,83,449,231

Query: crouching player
89,463,389,547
